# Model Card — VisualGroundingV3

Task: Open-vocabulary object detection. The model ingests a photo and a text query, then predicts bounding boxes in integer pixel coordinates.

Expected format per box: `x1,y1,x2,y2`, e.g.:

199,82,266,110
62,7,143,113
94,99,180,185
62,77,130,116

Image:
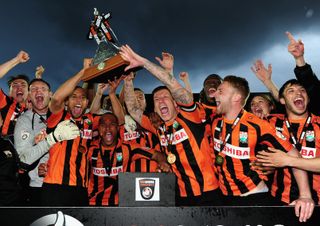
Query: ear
174,100,178,109
279,97,285,105
232,93,242,103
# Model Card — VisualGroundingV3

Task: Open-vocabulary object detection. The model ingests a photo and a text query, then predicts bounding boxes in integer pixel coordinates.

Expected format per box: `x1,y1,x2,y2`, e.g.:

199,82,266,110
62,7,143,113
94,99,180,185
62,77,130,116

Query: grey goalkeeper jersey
14,110,50,187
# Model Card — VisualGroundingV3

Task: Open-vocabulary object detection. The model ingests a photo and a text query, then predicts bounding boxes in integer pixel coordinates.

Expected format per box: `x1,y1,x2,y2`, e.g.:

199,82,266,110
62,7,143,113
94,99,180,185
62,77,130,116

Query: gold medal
215,154,224,166
167,153,176,164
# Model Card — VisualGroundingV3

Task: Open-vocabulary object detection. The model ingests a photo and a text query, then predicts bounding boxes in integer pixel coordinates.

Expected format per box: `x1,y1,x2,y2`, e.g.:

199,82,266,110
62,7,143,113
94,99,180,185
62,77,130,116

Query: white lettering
159,128,189,146
300,147,316,159
213,138,250,159
92,166,123,177
124,131,140,141
81,129,93,139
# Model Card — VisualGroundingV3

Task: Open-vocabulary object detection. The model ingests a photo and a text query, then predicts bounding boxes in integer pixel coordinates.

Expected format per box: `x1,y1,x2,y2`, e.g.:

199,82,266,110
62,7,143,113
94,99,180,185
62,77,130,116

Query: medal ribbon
284,115,312,151
99,142,118,175
215,111,244,164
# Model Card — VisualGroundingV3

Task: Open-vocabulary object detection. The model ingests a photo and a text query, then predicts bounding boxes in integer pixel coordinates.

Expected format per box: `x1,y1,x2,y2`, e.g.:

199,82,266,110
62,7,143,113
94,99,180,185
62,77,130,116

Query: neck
287,111,309,120
101,139,117,148
224,106,243,120
34,107,48,115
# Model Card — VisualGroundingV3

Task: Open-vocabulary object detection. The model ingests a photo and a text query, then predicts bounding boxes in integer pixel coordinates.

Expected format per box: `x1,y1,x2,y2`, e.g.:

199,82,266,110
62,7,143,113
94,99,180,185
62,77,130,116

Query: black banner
0,206,319,226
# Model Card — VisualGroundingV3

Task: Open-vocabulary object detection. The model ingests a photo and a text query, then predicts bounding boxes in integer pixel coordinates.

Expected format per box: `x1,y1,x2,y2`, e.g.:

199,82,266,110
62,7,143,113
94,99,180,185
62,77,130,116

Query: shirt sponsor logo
81,129,92,139
160,128,189,146
214,138,250,159
305,130,315,142
92,166,123,177
124,131,140,141
300,147,316,159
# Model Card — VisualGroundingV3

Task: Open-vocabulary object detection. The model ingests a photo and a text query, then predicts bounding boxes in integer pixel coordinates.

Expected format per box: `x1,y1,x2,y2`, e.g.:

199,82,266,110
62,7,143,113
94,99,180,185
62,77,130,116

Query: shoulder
16,110,33,122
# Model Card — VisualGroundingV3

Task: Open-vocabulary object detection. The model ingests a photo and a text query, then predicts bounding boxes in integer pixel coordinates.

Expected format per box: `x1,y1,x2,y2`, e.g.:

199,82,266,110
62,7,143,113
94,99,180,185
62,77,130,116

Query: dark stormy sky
1,0,320,94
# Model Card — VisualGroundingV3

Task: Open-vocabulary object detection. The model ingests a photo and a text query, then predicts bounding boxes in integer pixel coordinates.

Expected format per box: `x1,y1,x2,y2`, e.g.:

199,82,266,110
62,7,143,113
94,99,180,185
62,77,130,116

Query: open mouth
73,104,83,115
160,105,169,116
105,132,114,142
293,97,305,109
254,108,263,114
36,95,44,103
207,88,216,98
16,91,24,97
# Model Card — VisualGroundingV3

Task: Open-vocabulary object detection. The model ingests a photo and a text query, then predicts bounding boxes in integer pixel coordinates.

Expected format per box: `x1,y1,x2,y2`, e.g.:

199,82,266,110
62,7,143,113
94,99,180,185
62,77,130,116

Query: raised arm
49,58,92,114
89,83,109,114
251,59,279,101
108,76,125,125
287,31,320,115
179,71,192,93
0,51,29,79
120,45,193,105
287,31,305,67
123,73,144,124
155,52,174,76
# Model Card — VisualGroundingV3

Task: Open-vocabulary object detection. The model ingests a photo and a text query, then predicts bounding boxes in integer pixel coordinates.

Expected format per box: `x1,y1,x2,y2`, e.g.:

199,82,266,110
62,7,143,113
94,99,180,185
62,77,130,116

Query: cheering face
29,81,51,114
66,87,88,119
98,114,119,147
214,81,235,115
204,77,221,103
153,89,178,123
280,84,309,116
250,96,273,117
134,90,147,111
9,79,28,104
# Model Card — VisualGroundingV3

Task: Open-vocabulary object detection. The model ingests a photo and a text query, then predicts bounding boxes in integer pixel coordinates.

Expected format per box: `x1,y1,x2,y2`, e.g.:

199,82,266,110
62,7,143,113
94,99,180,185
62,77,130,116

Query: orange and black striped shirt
141,102,219,198
212,110,294,196
0,89,26,137
269,114,320,204
122,127,159,173
44,109,100,187
87,137,155,206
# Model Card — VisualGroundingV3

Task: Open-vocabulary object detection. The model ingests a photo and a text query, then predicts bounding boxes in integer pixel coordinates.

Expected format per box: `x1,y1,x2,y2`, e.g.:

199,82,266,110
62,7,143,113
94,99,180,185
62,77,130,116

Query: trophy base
82,54,140,83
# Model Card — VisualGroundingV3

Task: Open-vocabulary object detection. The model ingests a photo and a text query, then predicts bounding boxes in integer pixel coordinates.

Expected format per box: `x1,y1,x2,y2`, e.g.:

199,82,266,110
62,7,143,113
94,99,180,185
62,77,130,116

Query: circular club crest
142,186,153,199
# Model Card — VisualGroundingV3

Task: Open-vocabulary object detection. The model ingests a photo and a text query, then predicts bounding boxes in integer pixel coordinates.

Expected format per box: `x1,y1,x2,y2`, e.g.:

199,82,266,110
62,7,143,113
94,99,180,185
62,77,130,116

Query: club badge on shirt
239,131,248,143
306,130,315,142
21,131,30,140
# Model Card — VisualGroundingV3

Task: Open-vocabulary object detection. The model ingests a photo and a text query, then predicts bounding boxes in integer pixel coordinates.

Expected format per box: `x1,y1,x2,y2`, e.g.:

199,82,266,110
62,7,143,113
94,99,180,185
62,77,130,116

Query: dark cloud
1,0,320,93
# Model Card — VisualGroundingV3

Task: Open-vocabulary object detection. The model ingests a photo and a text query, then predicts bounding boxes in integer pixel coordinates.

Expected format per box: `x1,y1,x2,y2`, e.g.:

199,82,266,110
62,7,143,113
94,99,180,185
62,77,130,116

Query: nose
213,90,218,98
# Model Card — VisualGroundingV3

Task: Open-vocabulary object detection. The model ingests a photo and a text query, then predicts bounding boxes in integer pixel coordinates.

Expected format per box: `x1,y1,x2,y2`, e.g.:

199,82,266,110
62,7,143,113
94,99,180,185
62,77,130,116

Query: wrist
46,132,58,147
295,56,306,67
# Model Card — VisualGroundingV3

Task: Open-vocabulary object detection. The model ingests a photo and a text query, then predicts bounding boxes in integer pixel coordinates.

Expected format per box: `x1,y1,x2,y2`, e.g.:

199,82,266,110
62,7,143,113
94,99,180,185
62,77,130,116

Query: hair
69,86,88,99
7,74,29,87
247,93,276,113
134,88,144,94
29,78,51,90
99,112,118,125
223,75,250,106
279,79,306,99
203,73,222,86
151,86,170,99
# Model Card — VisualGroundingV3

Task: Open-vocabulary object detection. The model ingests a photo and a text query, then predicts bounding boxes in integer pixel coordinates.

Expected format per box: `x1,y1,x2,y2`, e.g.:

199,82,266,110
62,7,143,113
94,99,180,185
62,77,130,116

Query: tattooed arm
123,72,144,124
120,45,193,105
